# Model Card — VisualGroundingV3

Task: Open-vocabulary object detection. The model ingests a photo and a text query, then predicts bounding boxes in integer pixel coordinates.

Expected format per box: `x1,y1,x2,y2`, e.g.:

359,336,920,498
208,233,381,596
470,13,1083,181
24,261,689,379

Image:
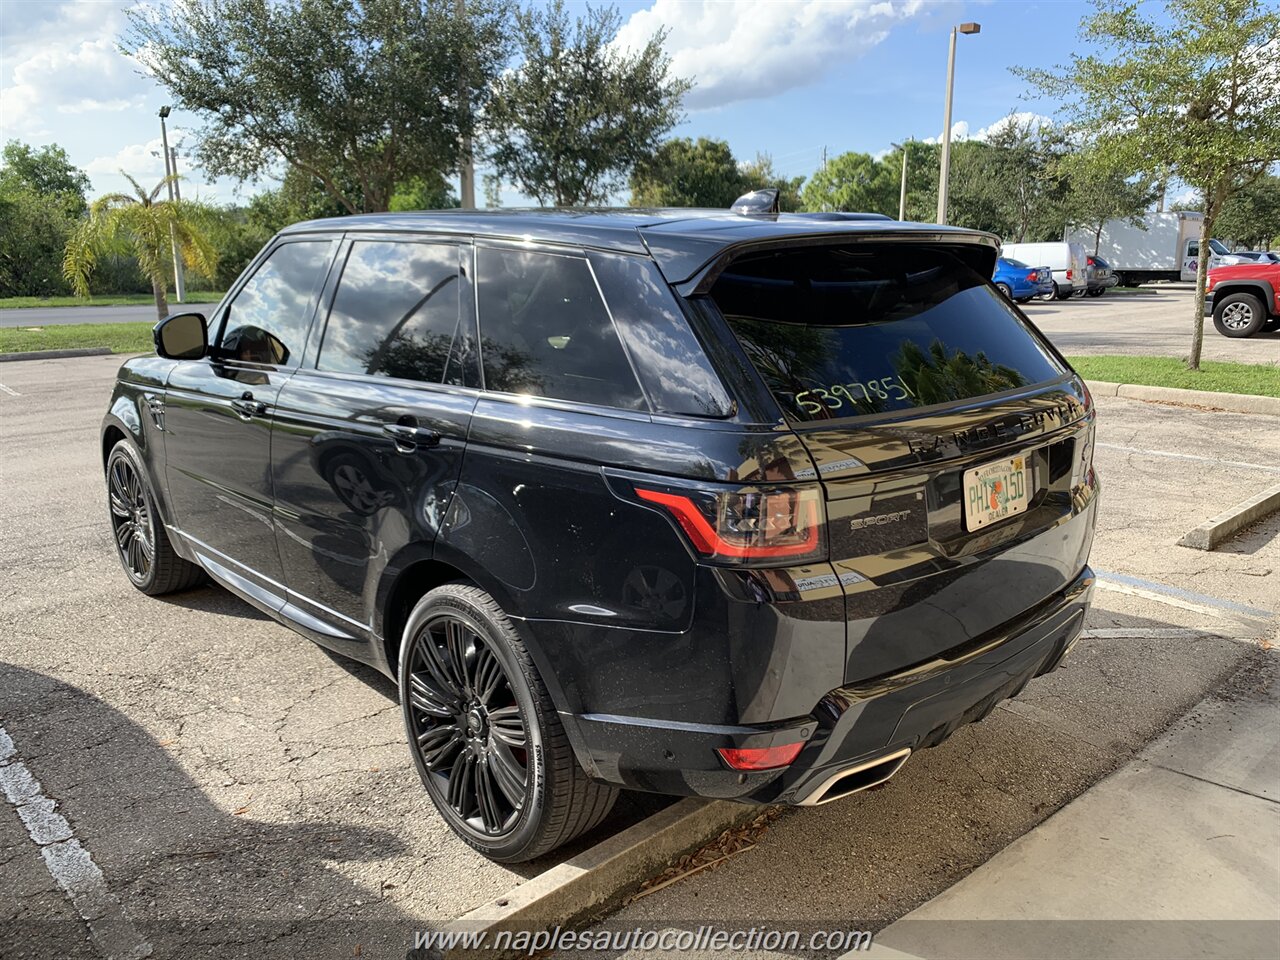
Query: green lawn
1068,355,1280,398
0,291,224,309
0,322,155,355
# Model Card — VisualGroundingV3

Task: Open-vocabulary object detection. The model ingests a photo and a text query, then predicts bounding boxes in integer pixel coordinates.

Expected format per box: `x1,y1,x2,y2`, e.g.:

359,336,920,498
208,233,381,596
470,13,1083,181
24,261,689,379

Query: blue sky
0,0,1189,208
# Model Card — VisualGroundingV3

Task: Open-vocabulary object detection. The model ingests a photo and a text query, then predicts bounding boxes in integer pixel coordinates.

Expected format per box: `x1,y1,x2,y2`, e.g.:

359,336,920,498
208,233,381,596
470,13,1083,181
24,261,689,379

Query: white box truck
1065,212,1249,286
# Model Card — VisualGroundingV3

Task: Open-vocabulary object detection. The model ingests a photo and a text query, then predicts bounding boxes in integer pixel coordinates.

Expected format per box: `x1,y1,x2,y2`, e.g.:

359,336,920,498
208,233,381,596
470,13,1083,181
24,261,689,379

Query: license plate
963,456,1029,531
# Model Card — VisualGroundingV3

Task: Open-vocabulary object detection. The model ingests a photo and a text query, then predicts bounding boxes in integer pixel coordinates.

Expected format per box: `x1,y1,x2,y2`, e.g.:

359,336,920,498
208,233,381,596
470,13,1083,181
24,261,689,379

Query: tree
1059,150,1160,255
389,173,462,211
739,154,805,213
630,137,745,208
64,174,218,321
1017,0,1280,369
0,140,90,216
1215,173,1280,249
981,118,1070,243
486,0,689,206
801,152,897,215
124,0,512,214
0,191,75,298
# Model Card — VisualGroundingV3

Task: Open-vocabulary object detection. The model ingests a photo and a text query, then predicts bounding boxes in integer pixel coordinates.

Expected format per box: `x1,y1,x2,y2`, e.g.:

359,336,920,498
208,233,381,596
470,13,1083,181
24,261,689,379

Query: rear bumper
562,565,1095,803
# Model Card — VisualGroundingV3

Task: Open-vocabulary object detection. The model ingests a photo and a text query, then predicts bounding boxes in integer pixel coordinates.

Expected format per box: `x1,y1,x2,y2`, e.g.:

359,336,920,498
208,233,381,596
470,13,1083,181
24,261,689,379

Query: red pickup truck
1206,261,1280,338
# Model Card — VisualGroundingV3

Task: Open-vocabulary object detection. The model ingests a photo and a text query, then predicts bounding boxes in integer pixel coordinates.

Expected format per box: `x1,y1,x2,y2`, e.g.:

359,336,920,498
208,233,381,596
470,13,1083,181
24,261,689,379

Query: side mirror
154,312,207,360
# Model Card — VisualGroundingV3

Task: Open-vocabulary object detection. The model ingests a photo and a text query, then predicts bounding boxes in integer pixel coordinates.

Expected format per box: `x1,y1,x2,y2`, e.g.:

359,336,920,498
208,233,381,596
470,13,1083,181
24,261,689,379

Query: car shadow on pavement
154,582,274,621
0,661,435,959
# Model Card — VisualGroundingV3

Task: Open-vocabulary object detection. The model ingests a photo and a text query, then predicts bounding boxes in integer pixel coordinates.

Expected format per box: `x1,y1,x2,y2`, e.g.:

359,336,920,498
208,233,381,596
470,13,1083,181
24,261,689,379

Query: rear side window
475,247,646,410
711,244,1066,422
317,240,463,385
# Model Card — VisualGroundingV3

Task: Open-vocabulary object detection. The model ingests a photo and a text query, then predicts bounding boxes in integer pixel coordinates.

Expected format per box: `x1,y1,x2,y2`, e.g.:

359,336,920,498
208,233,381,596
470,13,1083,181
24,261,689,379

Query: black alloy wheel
108,450,155,585
405,612,529,838
105,440,204,595
399,583,617,862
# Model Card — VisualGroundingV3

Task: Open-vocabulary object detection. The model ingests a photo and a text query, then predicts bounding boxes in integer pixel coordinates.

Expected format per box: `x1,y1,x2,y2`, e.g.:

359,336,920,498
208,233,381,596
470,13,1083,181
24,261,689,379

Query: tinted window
318,241,462,384
476,247,646,410
220,240,331,367
712,244,1066,422
1001,258,1029,269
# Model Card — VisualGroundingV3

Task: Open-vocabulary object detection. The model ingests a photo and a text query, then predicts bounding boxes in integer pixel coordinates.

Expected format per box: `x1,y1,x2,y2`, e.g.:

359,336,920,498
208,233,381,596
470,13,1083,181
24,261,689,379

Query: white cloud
614,0,928,111
922,111,1055,144
1,34,144,137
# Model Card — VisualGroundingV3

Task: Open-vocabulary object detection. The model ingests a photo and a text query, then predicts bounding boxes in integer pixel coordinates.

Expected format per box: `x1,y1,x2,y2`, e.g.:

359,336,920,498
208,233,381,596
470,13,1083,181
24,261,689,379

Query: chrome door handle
382,423,441,450
231,393,267,419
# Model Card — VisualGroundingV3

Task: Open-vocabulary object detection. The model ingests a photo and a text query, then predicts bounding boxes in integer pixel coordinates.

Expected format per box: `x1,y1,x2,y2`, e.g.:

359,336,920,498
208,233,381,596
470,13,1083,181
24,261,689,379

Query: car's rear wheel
1087,288,1104,297
400,583,617,862
106,439,204,595
995,282,1012,299
1213,292,1266,338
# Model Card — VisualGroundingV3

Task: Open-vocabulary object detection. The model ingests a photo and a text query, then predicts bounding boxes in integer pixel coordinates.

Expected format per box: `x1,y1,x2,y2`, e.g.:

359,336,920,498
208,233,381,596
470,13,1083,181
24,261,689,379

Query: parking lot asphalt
1022,285,1280,364
0,304,221,329
2,356,1278,960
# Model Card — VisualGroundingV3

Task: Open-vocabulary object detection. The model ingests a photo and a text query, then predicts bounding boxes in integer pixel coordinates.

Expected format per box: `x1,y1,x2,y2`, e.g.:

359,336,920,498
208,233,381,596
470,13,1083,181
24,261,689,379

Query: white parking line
1096,442,1280,476
0,726,152,959
0,382,20,397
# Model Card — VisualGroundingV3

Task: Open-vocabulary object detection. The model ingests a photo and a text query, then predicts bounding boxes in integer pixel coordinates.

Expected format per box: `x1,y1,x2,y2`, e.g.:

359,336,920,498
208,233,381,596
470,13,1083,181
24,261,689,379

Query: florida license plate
963,456,1029,531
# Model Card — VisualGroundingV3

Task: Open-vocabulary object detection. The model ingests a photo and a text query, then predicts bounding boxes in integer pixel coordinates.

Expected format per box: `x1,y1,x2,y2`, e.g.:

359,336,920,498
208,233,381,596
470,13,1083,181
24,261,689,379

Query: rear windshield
711,244,1066,422
1001,258,1029,269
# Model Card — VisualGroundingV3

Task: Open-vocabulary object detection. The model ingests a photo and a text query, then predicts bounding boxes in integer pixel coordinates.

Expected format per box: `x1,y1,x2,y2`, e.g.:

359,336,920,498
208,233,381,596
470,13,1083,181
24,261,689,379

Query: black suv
102,208,1099,862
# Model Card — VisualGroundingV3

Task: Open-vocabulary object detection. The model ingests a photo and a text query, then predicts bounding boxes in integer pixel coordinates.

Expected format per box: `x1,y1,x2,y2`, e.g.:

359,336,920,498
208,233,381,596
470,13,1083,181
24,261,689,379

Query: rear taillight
1027,271,1038,282
717,742,804,770
1066,269,1074,280
636,484,825,565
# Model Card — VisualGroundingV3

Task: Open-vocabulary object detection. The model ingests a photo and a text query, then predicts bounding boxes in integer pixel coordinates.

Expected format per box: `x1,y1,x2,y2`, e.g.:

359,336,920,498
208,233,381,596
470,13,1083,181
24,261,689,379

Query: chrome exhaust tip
796,747,912,806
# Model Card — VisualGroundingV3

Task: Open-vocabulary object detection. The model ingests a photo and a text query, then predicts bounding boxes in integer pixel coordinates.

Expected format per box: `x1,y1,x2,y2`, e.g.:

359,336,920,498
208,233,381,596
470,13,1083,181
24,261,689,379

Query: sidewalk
860,654,1280,960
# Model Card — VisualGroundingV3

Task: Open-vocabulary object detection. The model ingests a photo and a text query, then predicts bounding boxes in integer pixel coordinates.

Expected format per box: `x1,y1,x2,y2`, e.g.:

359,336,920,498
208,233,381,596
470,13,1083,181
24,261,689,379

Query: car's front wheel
399,583,617,862
106,439,204,595
1213,292,1266,338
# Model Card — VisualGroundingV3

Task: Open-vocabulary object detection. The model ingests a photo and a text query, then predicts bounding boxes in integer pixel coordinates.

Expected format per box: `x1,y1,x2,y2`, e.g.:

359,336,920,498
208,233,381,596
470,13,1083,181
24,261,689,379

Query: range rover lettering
101,201,1099,862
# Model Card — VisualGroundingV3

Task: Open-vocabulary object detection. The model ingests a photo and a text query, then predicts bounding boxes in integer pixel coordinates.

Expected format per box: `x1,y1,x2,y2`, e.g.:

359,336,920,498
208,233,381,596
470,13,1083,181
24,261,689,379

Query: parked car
1235,250,1280,264
1001,242,1089,299
1085,255,1119,297
1065,212,1249,286
992,257,1054,303
101,207,1100,862
1206,260,1280,338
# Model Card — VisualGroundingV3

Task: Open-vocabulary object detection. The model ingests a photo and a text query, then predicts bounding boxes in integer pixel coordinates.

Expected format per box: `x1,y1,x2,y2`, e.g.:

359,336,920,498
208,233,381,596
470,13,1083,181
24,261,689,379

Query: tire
106,439,204,595
1054,282,1072,301
995,282,1012,300
399,583,617,862
1087,288,1104,298
1212,292,1267,338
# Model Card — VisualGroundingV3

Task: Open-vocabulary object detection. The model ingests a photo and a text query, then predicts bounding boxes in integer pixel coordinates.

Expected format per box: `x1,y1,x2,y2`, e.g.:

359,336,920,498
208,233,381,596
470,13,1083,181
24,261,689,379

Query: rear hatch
703,240,1096,684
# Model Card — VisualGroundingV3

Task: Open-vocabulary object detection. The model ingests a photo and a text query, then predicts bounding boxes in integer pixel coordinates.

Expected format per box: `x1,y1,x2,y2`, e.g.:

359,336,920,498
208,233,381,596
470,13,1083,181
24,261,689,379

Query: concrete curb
1085,379,1280,416
0,347,112,363
422,799,759,960
1179,482,1280,551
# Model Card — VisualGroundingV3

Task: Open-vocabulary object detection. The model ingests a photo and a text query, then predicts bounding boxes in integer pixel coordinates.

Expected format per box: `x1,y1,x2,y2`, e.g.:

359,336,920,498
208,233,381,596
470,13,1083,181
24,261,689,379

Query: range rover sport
101,206,1099,862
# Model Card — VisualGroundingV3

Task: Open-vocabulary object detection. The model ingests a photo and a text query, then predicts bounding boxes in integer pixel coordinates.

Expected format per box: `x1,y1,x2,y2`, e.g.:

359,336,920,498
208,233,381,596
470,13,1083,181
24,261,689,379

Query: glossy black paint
101,210,1099,808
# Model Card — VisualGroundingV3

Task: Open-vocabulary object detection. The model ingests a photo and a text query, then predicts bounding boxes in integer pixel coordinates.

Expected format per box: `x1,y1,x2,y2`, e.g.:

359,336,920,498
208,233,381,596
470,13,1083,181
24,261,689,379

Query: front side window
317,240,463,384
475,247,646,410
712,244,1067,422
219,240,332,367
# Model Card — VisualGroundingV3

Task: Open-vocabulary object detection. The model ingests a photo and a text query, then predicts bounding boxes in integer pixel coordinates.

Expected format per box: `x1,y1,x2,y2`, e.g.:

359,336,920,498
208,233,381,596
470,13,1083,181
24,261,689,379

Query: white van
1001,242,1088,300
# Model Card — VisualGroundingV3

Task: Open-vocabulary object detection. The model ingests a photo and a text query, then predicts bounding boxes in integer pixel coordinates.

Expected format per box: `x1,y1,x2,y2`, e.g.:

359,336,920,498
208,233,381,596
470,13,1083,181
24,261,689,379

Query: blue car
993,257,1053,303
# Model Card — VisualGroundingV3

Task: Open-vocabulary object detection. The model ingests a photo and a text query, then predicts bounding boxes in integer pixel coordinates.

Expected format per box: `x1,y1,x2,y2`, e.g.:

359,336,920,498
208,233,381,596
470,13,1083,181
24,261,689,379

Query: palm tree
63,172,217,322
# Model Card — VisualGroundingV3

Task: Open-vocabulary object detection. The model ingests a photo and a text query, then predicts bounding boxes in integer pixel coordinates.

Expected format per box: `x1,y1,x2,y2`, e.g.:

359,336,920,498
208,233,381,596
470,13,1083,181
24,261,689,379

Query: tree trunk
1093,224,1103,257
153,278,170,324
1187,193,1220,372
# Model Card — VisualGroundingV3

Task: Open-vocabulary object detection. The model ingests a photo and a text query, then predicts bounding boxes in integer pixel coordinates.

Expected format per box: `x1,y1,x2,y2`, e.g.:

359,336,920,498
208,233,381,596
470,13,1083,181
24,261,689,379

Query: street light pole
936,22,980,225
158,106,186,303
890,138,911,221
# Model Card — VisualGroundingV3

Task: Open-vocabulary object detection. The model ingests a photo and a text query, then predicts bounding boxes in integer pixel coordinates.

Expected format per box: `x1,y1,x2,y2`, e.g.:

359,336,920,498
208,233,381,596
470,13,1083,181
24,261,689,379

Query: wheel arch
1213,280,1274,315
374,543,579,718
